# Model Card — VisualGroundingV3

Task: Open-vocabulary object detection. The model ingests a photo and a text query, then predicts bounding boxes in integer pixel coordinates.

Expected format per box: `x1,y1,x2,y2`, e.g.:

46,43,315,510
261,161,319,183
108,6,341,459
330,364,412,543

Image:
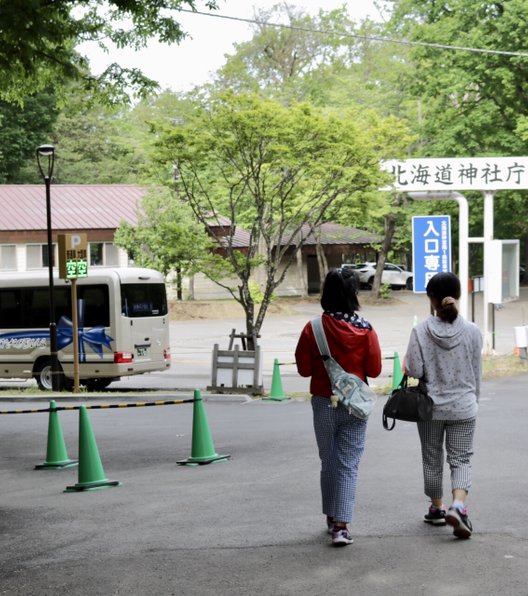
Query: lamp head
36,144,55,179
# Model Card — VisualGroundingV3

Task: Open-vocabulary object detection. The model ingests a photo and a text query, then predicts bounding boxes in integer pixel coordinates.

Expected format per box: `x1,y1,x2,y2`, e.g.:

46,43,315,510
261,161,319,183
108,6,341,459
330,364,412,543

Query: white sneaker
331,527,354,546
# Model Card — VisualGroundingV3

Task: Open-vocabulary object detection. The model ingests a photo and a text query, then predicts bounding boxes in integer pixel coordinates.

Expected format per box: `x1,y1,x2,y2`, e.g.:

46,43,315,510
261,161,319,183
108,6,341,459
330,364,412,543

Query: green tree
114,187,217,299
213,4,417,295
0,0,218,104
154,91,386,347
48,85,142,183
389,0,528,264
37,86,194,184
215,5,352,96
214,3,411,117
0,92,59,182
391,0,528,156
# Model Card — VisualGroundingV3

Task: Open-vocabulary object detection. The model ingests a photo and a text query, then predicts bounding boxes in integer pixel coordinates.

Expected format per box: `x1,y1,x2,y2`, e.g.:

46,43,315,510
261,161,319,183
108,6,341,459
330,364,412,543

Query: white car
343,262,413,290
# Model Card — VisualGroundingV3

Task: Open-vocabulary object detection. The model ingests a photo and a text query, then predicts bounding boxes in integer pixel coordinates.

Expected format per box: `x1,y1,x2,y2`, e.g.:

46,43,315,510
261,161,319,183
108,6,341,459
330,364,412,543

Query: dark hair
426,272,461,323
320,267,360,313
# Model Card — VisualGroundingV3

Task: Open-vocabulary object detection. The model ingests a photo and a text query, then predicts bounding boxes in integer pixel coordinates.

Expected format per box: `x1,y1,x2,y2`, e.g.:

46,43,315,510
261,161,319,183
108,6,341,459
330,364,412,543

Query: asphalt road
1,373,527,595
2,289,527,595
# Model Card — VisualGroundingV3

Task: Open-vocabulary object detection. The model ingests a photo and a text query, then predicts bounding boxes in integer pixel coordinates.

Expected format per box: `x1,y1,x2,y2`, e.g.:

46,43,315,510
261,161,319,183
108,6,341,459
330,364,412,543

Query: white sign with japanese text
382,157,528,191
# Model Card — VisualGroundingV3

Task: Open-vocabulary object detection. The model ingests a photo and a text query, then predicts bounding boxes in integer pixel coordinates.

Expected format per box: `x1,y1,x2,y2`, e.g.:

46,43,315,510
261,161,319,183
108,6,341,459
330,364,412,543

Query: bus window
0,289,22,328
54,287,71,323
121,283,168,318
78,285,110,327
26,288,52,328
23,287,70,328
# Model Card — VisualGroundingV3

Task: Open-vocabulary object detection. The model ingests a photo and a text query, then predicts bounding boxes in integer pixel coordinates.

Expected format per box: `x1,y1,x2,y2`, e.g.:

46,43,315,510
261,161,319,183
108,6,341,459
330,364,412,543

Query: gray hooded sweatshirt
405,315,483,420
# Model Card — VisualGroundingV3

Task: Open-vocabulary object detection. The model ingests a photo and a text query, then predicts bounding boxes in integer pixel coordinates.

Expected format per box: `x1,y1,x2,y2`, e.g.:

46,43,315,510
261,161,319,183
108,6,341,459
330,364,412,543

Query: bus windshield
121,283,168,318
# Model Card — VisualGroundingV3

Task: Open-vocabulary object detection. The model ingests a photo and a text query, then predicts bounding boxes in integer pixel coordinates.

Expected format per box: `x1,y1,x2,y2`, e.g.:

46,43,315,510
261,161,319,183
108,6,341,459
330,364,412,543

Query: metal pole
71,278,80,393
45,176,61,391
451,193,469,320
483,191,495,354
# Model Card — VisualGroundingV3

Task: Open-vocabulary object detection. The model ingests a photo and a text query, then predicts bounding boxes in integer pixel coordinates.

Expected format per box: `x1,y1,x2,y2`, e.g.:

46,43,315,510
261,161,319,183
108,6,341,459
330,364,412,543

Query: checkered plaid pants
311,395,367,523
417,418,476,500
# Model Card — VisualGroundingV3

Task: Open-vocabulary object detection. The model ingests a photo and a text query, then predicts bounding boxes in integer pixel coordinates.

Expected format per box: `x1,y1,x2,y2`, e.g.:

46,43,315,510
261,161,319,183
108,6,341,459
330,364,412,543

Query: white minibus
0,267,171,390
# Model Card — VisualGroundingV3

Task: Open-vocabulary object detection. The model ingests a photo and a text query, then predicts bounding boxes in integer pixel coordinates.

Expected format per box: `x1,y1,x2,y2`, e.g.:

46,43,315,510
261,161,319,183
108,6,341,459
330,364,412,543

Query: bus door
120,282,169,366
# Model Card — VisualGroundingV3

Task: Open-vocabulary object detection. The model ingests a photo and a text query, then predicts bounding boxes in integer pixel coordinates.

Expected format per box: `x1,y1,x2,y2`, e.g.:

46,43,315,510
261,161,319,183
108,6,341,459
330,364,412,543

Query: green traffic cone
65,405,120,492
392,352,404,390
264,358,289,401
177,390,230,466
35,400,78,470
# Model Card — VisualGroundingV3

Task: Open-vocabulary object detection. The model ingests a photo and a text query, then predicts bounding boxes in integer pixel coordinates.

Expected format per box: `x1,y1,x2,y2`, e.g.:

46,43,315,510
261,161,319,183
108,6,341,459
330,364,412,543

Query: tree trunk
313,223,328,292
296,247,308,296
175,267,183,301
371,213,396,298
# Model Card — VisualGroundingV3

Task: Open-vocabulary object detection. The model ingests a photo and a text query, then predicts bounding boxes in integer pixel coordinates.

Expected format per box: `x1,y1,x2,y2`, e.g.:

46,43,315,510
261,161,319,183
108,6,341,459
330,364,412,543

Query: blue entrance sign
412,216,451,293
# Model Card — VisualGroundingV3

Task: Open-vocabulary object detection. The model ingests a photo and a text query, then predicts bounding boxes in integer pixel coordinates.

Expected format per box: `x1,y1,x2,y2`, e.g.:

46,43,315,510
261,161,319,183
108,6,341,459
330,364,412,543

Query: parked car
343,262,414,290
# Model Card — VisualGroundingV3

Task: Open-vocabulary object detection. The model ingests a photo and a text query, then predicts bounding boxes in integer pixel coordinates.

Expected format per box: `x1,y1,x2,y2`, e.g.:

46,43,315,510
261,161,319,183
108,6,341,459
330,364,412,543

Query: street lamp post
36,145,61,391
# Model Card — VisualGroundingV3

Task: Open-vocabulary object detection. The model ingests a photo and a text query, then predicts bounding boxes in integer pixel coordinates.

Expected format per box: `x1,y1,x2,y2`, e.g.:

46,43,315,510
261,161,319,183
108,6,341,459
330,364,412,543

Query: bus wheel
34,359,67,391
84,378,113,392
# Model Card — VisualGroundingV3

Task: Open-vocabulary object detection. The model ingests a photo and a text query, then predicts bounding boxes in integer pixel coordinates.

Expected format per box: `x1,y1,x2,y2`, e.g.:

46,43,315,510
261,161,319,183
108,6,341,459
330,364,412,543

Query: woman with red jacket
295,267,382,546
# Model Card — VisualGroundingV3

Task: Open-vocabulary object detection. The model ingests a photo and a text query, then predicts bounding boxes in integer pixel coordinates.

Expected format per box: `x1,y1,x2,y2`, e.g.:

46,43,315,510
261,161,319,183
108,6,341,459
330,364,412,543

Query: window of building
89,242,119,267
27,244,55,269
0,245,16,270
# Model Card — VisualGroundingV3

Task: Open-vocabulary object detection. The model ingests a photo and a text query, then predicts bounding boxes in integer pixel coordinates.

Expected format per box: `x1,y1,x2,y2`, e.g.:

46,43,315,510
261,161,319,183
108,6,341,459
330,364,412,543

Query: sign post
58,234,88,393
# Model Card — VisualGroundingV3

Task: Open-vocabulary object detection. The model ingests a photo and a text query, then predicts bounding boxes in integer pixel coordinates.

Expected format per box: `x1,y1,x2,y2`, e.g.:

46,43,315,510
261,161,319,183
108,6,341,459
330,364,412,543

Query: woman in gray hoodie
405,272,482,539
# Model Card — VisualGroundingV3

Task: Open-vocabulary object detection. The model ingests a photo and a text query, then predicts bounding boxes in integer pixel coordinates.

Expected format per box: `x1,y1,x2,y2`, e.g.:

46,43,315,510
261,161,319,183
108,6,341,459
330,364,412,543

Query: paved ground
0,373,527,595
2,290,528,594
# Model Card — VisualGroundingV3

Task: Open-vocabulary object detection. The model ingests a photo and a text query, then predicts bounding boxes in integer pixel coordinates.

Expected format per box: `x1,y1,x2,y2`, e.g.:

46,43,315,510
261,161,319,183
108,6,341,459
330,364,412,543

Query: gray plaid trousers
311,395,367,523
417,418,476,500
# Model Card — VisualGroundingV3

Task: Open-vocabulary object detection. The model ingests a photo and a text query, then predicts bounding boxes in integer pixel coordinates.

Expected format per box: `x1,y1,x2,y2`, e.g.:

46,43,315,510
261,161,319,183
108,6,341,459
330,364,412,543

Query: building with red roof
0,184,381,297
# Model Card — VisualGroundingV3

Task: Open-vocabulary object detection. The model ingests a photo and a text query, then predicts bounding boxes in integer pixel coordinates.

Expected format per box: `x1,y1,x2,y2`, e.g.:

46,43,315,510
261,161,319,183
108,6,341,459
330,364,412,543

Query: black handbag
382,374,434,431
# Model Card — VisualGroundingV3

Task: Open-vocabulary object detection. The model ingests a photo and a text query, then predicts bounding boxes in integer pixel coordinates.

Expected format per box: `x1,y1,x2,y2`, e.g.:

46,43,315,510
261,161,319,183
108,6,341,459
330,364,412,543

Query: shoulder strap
311,317,331,358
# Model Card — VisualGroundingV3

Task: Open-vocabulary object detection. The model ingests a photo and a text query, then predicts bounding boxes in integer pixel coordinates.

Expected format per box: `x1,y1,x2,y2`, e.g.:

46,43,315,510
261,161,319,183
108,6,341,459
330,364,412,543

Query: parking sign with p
58,233,88,279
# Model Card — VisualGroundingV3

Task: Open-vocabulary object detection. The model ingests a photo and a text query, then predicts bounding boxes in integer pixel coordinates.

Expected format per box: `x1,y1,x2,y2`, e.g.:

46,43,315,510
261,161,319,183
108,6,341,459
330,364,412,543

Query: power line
178,9,528,59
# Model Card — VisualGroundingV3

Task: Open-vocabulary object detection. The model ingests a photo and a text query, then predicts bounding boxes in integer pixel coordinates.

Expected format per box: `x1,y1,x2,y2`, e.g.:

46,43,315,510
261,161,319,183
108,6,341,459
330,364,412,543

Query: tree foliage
114,186,218,296
153,91,386,344
0,0,218,104
214,3,412,118
0,92,59,182
215,5,353,95
211,3,416,297
49,84,150,183
390,0,528,157
389,0,528,264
